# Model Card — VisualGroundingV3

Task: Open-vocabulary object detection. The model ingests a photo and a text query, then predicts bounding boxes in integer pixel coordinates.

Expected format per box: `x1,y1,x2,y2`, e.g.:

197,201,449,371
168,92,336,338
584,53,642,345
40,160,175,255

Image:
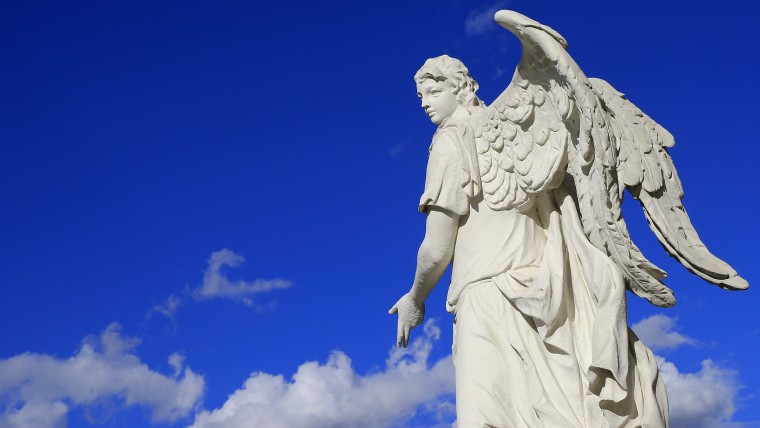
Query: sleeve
418,131,470,216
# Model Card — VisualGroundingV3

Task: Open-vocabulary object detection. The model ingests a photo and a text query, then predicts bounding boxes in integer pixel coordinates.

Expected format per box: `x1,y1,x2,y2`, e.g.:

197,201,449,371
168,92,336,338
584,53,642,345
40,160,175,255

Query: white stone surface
389,9,748,427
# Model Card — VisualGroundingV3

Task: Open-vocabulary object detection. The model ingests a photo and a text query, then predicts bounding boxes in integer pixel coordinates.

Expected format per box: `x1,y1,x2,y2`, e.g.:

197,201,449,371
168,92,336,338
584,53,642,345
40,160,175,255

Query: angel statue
388,9,748,428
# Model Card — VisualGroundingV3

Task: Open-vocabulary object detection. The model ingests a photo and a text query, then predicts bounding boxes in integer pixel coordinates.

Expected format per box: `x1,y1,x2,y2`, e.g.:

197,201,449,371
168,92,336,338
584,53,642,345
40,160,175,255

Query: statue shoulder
430,121,468,160
429,116,482,199
432,116,480,151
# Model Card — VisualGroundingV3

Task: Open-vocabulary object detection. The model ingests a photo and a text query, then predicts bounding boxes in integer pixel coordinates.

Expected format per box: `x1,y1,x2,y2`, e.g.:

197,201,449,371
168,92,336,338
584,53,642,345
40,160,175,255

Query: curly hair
414,55,485,113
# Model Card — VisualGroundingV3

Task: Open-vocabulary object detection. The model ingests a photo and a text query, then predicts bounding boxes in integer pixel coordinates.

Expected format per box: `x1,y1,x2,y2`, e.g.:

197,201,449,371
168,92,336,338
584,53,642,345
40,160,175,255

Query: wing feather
475,60,570,212
590,78,747,291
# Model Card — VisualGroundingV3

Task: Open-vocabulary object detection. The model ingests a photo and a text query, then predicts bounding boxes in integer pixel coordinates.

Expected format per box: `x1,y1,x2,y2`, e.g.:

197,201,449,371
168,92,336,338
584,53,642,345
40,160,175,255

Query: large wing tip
720,274,749,291
494,10,534,27
494,10,569,50
493,10,533,38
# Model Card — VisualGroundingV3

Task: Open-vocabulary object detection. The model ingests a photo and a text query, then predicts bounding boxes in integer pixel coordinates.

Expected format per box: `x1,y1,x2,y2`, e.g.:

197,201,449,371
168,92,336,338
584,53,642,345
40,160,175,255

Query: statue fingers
397,321,405,348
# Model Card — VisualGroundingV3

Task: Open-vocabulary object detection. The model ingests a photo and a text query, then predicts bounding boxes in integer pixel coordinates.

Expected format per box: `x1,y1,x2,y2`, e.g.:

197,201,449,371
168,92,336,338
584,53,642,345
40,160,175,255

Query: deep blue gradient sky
1,1,759,427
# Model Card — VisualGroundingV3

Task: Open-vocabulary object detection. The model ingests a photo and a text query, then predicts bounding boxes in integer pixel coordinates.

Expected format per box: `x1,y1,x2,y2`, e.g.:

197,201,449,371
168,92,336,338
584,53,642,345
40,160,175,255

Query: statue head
414,55,483,124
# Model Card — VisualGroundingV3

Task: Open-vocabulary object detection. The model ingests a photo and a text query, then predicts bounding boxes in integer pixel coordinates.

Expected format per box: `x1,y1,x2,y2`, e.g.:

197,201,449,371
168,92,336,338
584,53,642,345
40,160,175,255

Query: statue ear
457,87,472,105
455,79,477,104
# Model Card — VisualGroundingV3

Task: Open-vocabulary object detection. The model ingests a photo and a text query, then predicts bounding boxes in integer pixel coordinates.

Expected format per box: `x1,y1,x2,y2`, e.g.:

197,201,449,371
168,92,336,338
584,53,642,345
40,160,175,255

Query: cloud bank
190,321,455,428
5,314,737,427
190,314,744,428
0,324,203,428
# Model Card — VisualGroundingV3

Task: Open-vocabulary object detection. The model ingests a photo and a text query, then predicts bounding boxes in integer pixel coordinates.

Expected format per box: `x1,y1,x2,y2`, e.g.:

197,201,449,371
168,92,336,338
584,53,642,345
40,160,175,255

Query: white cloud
190,320,455,428
659,357,739,428
192,249,293,307
632,314,697,351
465,2,509,37
0,324,204,428
631,315,743,427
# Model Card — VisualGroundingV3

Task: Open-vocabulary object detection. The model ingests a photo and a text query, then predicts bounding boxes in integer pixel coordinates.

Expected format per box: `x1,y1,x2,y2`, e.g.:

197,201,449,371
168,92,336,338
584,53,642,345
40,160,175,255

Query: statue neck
439,105,471,129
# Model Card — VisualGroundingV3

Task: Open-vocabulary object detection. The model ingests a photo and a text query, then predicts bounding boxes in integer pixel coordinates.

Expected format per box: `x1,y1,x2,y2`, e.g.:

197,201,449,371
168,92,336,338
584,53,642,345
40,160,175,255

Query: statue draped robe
420,118,669,428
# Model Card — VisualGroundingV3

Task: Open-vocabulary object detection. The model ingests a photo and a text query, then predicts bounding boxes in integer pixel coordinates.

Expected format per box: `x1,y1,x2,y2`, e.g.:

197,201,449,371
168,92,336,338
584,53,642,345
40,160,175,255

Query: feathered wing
475,10,746,307
471,53,570,212
590,78,748,291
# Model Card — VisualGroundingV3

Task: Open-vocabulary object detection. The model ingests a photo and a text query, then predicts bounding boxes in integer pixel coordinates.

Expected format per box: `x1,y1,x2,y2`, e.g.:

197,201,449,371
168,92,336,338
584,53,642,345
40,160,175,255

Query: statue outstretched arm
389,207,459,347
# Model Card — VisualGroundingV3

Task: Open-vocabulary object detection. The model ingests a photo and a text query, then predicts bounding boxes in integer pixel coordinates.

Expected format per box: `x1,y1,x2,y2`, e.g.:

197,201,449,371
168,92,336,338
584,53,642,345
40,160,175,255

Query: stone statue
388,10,748,427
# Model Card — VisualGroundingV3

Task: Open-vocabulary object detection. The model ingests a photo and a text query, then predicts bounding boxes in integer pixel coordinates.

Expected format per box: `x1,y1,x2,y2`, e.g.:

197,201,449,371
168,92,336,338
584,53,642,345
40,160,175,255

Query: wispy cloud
152,293,183,319
632,314,697,351
464,2,509,37
192,249,292,307
389,144,405,157
150,249,293,321
190,320,455,428
0,324,204,428
492,66,508,81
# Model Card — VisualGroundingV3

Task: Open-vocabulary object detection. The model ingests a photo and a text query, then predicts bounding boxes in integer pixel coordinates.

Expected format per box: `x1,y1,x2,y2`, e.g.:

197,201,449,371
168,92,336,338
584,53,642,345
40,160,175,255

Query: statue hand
388,293,425,348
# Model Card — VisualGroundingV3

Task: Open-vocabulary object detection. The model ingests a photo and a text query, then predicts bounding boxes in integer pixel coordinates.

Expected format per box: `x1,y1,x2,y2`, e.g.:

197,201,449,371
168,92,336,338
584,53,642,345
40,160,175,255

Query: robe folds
419,120,669,428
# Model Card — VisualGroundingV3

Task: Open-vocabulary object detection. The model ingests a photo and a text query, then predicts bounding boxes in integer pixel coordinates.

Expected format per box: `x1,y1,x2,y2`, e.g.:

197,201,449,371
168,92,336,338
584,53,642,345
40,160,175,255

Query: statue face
416,79,458,125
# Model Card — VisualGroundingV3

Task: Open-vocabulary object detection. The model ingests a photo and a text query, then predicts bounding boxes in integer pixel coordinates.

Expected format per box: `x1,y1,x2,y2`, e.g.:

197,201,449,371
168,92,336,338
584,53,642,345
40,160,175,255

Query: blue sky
1,0,758,427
